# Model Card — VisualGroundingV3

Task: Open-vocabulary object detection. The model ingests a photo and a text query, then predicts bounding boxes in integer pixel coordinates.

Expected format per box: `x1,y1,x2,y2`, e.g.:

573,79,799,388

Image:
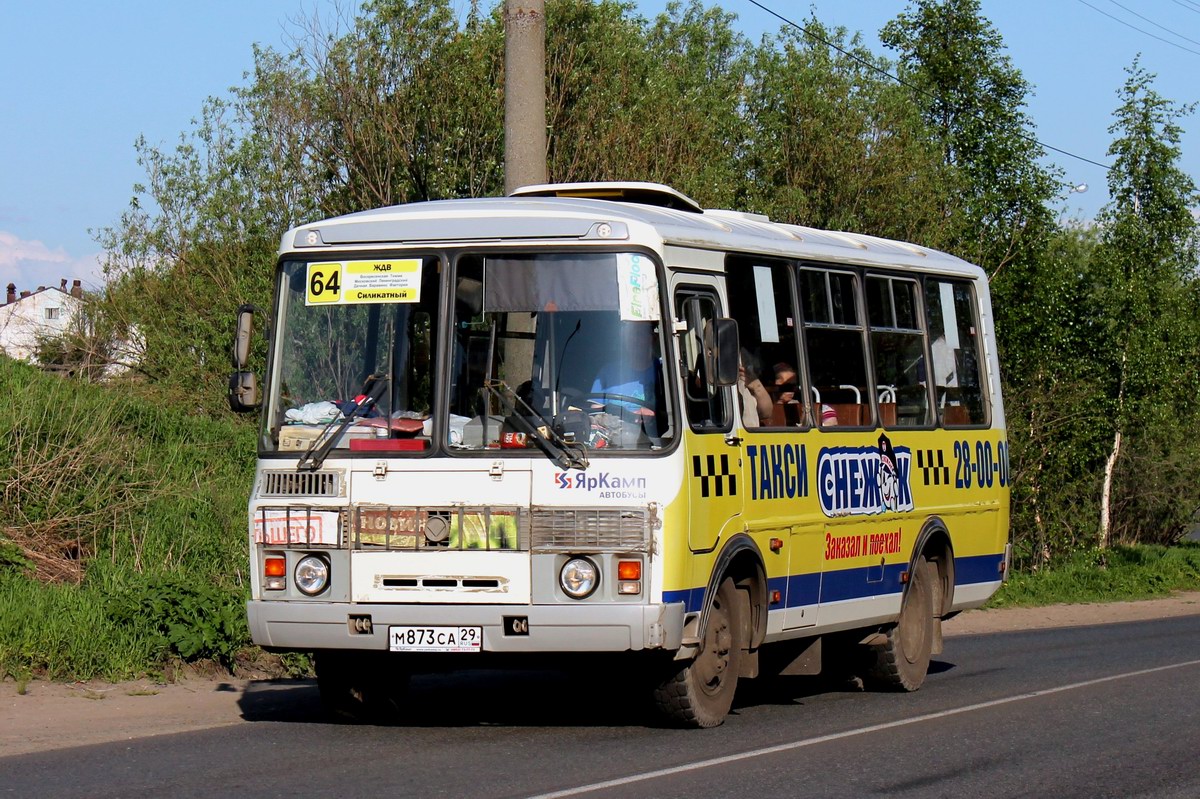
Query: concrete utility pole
503,0,548,195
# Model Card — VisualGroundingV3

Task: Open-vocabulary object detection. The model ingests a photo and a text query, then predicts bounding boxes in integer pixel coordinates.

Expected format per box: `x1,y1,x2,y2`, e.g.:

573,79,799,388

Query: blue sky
3,1,1197,294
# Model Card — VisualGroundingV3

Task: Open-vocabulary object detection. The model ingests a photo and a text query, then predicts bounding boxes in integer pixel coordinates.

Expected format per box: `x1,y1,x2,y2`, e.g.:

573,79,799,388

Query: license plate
388,626,482,653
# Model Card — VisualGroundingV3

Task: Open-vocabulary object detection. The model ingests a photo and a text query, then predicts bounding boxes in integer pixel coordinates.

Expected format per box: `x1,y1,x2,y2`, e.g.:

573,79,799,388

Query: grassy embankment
0,357,256,682
2,357,1199,683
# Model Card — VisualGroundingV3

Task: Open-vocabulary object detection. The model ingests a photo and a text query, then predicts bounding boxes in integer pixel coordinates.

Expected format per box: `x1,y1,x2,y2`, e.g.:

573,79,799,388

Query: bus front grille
260,470,341,498
530,508,652,553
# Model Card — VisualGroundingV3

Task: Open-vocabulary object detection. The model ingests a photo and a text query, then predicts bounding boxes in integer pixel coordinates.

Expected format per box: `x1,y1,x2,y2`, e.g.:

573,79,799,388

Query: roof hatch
510,181,704,213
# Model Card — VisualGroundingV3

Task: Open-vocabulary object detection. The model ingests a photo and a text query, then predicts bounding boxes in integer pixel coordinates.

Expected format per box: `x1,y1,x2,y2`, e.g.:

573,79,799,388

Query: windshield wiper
484,379,589,471
297,374,388,472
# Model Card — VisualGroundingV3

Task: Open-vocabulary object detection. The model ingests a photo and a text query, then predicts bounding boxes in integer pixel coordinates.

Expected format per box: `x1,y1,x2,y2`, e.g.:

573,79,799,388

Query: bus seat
878,402,898,427
942,405,972,426
770,400,802,427
828,403,864,426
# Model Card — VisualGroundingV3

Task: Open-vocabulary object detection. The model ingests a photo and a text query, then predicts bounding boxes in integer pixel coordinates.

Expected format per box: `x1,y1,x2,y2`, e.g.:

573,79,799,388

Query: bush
108,576,249,671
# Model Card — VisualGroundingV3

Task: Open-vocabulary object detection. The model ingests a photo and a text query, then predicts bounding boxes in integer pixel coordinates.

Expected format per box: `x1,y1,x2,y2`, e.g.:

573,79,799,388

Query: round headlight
294,555,330,596
560,557,599,599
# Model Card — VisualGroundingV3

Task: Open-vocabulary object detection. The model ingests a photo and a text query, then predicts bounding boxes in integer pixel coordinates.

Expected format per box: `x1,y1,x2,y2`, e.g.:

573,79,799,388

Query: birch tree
1093,57,1200,548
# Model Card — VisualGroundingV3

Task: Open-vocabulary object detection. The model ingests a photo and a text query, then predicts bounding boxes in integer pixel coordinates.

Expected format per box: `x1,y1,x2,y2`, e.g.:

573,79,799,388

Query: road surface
2,614,1198,798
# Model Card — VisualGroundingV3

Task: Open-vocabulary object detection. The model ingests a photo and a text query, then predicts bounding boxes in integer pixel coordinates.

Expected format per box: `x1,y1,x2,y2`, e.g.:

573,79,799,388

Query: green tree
741,18,950,244
93,0,505,409
1092,57,1200,548
543,0,750,208
1001,223,1111,566
880,0,1059,273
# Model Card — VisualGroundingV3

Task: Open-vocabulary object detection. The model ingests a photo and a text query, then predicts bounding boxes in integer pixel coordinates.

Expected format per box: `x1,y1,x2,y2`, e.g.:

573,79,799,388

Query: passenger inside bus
772,362,838,427
737,350,773,428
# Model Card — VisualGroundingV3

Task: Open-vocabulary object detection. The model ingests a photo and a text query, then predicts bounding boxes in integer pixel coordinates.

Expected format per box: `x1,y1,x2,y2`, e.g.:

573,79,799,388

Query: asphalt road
3,616,1199,799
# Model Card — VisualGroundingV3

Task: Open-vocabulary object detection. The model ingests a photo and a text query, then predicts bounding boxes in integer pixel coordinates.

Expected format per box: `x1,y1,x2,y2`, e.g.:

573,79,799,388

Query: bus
229,181,1010,728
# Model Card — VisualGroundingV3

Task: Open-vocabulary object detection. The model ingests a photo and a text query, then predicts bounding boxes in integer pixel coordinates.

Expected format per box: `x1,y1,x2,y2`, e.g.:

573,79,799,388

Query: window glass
799,267,873,427
676,291,730,432
726,258,804,428
449,253,672,452
265,257,440,454
867,275,930,427
924,278,989,426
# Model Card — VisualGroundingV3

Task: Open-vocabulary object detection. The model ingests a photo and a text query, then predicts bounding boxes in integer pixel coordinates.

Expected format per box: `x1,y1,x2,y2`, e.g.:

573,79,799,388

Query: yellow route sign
305,259,422,305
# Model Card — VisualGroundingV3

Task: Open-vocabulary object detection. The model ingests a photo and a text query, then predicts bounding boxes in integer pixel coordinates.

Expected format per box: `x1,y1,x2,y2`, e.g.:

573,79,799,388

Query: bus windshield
264,257,441,456
262,251,672,457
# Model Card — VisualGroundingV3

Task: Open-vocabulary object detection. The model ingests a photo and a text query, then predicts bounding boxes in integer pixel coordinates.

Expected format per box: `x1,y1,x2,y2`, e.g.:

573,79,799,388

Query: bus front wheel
652,577,742,728
864,555,934,692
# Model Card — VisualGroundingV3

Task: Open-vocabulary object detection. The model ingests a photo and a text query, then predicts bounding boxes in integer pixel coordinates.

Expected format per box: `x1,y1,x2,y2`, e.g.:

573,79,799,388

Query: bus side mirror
228,371,259,412
704,317,739,387
229,303,261,413
233,304,255,369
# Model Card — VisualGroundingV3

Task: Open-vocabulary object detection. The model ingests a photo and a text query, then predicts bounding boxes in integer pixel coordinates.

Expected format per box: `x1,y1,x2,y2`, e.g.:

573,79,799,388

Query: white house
0,279,84,362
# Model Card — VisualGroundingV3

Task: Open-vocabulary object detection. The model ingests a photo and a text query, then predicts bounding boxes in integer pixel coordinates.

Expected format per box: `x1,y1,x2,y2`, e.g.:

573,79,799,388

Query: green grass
0,358,256,681
988,542,1200,608
0,575,162,681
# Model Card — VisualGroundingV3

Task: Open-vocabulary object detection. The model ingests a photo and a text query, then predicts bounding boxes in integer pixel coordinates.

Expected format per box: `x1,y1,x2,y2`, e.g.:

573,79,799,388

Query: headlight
560,557,599,599
294,555,330,596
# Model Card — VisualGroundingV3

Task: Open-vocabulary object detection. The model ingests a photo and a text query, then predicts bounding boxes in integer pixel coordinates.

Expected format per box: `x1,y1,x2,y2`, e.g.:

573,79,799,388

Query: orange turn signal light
264,556,286,577
617,560,641,580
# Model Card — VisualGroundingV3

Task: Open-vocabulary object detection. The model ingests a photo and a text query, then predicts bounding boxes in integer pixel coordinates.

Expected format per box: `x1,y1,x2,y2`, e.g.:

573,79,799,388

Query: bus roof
282,182,982,278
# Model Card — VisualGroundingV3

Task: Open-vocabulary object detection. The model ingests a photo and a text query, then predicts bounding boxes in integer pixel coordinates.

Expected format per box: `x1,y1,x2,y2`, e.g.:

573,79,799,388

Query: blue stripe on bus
663,552,1004,613
953,553,1005,585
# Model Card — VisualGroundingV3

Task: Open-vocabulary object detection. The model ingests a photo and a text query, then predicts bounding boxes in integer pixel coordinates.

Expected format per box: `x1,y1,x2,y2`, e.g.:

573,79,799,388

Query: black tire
652,577,742,728
864,555,934,692
315,651,409,723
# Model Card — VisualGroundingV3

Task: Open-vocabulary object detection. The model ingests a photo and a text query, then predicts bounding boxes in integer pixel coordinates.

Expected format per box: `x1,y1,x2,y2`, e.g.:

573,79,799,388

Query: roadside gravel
3,591,1199,758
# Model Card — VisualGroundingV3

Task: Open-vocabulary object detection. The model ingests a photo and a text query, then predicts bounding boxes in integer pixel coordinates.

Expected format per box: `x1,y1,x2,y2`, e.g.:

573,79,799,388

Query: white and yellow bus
231,182,1010,727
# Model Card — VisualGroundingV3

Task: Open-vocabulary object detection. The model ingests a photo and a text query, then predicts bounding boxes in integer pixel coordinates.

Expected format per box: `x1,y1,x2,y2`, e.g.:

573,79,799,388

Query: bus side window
799,267,873,428
725,257,804,429
924,278,989,426
866,275,931,427
676,291,731,432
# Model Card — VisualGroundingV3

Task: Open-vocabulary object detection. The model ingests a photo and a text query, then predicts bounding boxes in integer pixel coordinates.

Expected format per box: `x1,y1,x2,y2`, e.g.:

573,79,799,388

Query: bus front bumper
247,600,686,653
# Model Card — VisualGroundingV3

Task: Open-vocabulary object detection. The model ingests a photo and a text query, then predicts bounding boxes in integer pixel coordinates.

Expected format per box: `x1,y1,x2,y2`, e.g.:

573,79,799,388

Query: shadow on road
236,658,958,728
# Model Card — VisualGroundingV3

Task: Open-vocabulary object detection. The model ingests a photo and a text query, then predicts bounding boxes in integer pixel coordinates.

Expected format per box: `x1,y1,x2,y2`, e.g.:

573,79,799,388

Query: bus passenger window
925,278,988,426
799,268,873,427
867,275,931,427
725,257,803,429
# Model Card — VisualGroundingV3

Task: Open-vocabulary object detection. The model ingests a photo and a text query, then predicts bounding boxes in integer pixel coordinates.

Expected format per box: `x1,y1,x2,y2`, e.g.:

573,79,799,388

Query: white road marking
525,658,1200,799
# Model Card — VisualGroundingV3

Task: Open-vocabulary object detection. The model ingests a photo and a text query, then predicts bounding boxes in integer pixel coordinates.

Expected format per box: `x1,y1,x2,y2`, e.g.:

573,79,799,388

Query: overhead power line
1104,0,1200,48
1168,0,1200,15
1076,0,1200,56
743,0,1113,172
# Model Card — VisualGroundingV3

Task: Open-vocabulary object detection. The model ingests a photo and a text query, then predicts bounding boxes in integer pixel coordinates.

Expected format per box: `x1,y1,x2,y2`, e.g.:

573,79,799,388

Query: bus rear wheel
652,577,742,728
315,651,409,723
864,555,934,692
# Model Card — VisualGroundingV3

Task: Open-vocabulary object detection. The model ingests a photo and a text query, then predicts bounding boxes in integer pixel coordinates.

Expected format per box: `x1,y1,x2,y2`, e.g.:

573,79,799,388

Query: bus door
723,255,825,630
674,283,744,553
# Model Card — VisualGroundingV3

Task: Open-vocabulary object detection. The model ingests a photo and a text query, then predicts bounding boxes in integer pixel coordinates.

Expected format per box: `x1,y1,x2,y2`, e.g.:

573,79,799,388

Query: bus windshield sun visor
484,255,620,312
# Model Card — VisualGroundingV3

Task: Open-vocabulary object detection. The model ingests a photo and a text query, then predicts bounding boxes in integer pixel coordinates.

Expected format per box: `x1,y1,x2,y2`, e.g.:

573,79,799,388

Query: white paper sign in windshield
305,259,422,305
616,253,660,321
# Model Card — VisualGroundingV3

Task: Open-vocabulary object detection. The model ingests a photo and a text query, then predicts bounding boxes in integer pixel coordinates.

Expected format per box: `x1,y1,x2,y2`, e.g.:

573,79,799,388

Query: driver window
676,290,731,432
